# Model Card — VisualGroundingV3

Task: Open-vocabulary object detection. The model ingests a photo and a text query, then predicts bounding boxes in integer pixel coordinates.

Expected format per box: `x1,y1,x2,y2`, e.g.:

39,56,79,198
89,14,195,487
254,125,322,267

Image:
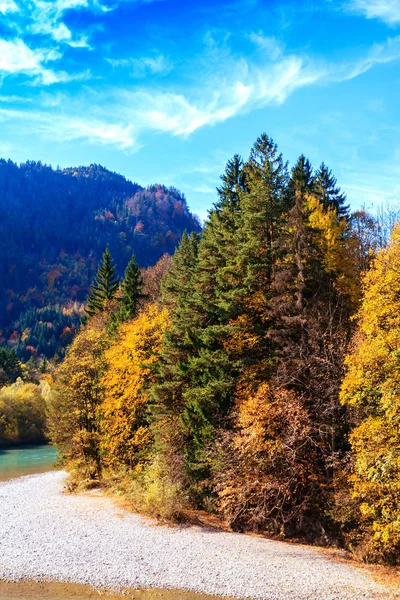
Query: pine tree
313,162,349,219
0,348,23,385
216,154,247,210
286,155,313,208
85,248,119,319
118,253,143,323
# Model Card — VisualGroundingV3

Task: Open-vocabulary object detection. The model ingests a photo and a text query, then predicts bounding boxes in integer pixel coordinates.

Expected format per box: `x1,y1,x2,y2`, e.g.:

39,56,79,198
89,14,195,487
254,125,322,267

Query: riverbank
0,471,398,600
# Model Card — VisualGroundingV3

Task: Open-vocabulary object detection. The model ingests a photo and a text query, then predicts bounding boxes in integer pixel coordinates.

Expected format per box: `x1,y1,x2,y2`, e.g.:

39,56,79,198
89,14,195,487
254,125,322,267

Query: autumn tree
0,379,47,445
213,153,357,537
100,304,169,469
48,312,109,483
142,253,173,302
214,383,320,536
340,223,400,563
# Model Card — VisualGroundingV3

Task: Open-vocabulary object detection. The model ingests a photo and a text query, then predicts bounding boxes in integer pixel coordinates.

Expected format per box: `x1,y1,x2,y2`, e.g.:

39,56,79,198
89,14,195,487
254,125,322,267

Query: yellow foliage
49,312,109,482
340,223,400,562
307,194,359,303
100,303,169,469
0,379,47,444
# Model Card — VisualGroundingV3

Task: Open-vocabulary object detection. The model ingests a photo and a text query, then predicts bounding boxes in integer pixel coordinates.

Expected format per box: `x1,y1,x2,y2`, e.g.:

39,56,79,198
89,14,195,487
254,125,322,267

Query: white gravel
0,471,397,600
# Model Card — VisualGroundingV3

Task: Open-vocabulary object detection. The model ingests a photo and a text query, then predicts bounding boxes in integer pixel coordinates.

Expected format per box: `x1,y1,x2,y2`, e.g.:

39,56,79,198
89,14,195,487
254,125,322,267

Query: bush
0,379,47,445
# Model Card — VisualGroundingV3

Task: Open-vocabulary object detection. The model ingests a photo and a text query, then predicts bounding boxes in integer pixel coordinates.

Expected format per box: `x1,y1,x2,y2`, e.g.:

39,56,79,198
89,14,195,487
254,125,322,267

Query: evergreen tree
0,348,23,386
85,248,119,319
118,253,143,323
216,154,247,210
286,155,314,208
313,162,349,219
237,134,289,288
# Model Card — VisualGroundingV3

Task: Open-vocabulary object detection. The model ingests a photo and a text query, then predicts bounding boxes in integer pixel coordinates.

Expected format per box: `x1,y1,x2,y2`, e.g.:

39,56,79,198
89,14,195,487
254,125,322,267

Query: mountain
0,160,201,360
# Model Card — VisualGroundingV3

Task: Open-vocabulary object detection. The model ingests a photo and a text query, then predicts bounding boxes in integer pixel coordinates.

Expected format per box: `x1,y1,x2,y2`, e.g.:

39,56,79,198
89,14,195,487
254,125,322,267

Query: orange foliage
214,380,320,536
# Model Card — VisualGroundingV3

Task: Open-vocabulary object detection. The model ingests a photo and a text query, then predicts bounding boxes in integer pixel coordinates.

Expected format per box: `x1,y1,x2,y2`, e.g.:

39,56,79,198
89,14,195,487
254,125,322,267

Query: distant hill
0,160,201,359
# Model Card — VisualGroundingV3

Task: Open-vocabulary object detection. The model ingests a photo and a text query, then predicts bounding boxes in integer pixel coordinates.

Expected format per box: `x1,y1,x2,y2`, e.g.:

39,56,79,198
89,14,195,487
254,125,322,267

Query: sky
0,0,400,220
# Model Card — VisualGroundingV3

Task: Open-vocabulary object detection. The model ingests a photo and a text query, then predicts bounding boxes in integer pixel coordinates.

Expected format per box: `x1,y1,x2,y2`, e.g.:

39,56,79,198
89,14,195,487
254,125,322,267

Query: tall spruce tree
118,253,143,322
216,154,247,210
313,162,349,219
152,231,201,416
85,248,119,319
286,155,313,207
176,158,249,483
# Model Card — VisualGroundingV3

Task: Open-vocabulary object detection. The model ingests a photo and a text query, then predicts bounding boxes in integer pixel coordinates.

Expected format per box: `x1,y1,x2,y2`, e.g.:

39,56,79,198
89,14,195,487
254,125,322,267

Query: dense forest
34,132,399,565
0,160,201,359
2,133,400,565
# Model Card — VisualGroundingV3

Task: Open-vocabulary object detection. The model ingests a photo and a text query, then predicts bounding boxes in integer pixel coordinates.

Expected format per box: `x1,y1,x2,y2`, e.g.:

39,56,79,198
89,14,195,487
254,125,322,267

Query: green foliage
0,348,23,386
119,253,143,320
15,304,81,361
314,161,349,219
86,248,119,318
110,253,144,331
48,312,110,483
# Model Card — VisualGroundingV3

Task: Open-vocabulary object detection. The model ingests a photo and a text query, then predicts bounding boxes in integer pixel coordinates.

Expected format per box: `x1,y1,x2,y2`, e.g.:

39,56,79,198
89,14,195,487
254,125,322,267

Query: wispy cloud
0,38,88,84
26,0,100,47
2,23,400,150
248,32,284,60
1,0,112,49
110,34,400,139
328,34,400,80
193,184,216,194
345,0,400,25
0,106,135,149
111,48,323,138
107,54,173,77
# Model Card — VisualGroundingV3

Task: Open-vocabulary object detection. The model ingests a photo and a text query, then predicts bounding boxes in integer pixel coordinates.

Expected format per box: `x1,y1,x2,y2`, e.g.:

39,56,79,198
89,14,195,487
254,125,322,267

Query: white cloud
193,184,216,194
108,33,400,139
28,0,94,47
107,54,173,77
113,53,323,137
345,0,400,25
248,32,283,60
328,35,400,80
0,106,135,149
0,0,18,13
0,38,89,84
2,28,400,150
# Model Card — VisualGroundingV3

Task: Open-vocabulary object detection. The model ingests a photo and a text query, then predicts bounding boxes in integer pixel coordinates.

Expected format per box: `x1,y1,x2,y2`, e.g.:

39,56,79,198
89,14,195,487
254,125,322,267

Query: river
0,444,58,482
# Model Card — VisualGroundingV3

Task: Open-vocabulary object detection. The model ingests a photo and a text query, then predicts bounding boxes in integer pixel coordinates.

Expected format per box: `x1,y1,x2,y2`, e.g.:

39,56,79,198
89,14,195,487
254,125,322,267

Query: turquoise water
0,444,58,481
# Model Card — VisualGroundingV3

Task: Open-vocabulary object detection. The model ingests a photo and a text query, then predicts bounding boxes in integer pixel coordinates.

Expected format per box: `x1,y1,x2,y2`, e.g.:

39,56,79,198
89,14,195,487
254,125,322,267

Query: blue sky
0,0,399,219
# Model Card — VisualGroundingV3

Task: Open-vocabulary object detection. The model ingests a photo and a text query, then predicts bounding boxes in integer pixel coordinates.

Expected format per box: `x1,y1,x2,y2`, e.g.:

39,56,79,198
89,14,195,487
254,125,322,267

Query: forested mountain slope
0,160,201,358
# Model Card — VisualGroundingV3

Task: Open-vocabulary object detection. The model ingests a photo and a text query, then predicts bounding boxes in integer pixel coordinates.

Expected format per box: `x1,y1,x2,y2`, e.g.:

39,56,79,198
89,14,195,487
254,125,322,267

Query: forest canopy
0,160,200,359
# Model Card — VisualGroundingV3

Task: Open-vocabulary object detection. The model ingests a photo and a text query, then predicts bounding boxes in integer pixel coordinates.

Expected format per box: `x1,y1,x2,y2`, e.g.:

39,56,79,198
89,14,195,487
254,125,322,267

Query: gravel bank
0,471,397,600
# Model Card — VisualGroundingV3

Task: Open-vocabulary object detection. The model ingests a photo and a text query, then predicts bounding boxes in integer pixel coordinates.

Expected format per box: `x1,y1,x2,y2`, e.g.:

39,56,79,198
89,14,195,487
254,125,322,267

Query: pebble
0,471,397,600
